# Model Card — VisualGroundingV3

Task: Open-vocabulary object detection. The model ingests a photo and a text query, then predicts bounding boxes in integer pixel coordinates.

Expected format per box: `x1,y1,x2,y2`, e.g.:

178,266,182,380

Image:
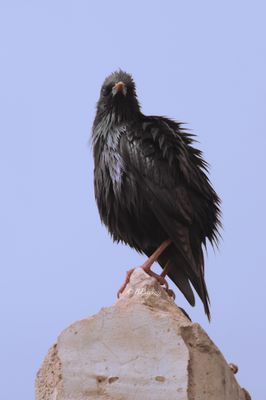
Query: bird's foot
117,239,173,298
117,266,175,299
148,269,175,299
148,269,169,289
117,268,135,298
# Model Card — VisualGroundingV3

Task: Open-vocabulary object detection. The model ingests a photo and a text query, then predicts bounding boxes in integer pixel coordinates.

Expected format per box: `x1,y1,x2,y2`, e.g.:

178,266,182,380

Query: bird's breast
93,123,155,245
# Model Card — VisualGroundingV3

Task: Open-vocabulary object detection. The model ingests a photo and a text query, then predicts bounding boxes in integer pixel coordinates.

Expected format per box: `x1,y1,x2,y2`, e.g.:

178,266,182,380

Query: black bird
92,70,221,319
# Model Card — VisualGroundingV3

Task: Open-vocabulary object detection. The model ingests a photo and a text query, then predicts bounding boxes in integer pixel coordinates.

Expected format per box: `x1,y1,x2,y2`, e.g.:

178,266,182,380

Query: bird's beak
112,81,127,96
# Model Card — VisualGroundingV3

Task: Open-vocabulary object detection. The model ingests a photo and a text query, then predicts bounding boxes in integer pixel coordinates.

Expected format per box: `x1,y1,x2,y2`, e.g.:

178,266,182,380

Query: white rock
36,268,251,400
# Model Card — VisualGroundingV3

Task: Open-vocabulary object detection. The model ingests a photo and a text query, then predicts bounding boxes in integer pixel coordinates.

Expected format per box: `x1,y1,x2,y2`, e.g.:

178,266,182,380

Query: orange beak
112,81,127,96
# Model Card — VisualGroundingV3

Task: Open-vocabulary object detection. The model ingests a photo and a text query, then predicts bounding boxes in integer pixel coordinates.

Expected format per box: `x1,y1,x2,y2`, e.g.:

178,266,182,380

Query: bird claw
147,269,169,288
147,271,176,299
117,265,174,300
117,268,135,298
165,288,176,299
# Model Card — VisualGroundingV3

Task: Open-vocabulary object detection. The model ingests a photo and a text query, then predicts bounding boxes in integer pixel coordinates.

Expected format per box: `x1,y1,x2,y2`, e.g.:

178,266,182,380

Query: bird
91,70,221,320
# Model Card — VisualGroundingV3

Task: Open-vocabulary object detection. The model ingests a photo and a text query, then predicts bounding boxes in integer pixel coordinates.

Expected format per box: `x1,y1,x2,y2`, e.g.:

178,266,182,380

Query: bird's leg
160,261,176,299
117,268,136,297
148,269,169,289
160,260,171,278
117,239,172,297
141,239,172,273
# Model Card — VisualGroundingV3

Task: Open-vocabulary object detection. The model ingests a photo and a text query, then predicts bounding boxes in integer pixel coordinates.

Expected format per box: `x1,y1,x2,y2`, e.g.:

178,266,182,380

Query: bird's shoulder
121,115,192,174
120,115,214,197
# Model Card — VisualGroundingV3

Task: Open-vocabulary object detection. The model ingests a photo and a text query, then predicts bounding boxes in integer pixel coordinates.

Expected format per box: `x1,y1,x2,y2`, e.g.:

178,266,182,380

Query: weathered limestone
36,268,251,400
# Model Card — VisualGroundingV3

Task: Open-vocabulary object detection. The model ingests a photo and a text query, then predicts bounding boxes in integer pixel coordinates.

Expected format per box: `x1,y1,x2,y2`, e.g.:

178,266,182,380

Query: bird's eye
101,86,111,96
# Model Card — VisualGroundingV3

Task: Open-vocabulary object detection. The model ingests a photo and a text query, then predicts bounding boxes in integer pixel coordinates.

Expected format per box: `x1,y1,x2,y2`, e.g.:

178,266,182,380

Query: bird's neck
92,108,141,145
92,113,125,147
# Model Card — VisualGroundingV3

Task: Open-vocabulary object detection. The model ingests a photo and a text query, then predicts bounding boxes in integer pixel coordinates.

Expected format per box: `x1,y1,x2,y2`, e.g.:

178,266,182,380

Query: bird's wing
119,118,212,317
120,118,201,275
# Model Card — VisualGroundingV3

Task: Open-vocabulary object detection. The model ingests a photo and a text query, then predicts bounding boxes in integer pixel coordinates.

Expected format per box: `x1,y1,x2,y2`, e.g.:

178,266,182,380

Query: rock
36,268,251,400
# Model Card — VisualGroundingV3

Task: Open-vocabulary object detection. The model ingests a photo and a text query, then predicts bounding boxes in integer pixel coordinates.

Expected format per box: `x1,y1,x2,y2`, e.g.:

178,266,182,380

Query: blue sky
0,1,265,398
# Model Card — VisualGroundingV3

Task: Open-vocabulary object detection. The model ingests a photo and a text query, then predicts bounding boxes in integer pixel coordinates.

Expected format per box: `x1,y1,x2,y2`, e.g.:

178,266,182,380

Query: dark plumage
92,70,221,319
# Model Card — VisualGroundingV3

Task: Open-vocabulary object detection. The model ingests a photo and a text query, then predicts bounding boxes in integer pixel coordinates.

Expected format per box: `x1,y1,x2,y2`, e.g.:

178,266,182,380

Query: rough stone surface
36,344,62,400
36,268,251,400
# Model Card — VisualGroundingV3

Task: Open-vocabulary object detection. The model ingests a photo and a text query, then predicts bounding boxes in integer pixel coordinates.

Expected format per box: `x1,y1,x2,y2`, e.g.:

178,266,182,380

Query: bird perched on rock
92,70,221,319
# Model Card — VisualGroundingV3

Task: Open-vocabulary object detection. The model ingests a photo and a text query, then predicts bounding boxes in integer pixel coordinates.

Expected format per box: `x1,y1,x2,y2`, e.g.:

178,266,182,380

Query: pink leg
117,239,172,297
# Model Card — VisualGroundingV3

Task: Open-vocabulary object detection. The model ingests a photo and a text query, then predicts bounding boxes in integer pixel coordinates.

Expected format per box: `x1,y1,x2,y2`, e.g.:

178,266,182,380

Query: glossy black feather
92,70,221,319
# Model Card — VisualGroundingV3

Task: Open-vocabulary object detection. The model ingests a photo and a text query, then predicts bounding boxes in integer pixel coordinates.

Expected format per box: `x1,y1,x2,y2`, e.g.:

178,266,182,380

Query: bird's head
95,70,141,123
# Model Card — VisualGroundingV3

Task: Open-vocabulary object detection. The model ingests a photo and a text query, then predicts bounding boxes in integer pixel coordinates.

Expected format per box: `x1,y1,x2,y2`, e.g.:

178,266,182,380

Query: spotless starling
92,70,221,319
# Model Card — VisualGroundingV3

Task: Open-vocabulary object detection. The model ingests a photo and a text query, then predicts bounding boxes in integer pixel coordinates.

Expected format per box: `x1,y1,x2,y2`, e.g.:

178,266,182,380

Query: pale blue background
0,1,265,398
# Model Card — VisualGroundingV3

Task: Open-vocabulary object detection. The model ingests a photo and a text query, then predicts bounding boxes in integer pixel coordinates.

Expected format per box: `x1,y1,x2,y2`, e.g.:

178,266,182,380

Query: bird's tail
158,245,211,320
